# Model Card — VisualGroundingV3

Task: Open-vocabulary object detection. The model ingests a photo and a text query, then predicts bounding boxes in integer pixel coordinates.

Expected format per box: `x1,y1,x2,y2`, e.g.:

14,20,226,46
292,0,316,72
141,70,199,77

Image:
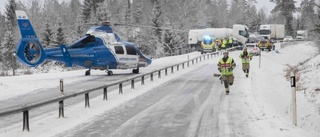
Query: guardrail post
192,60,194,65
103,87,108,100
187,61,189,67
59,100,64,118
291,71,297,126
171,66,174,73
119,83,123,94
259,51,261,68
158,71,161,78
165,68,168,75
196,58,198,63
22,110,30,131
141,76,145,85
177,65,179,71
150,73,153,81
60,79,64,95
85,93,90,108
182,63,185,69
131,79,135,89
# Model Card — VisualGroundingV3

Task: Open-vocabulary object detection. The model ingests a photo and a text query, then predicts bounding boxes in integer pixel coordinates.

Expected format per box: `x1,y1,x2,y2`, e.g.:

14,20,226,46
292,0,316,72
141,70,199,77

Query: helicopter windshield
70,35,96,48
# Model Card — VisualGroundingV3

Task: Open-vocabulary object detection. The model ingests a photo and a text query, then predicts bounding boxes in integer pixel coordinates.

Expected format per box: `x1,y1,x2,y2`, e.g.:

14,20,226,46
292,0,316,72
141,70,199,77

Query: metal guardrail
0,46,239,131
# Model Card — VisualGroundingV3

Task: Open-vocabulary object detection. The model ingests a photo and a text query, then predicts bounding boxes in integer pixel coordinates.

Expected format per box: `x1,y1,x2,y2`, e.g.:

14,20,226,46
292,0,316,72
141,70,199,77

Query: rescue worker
228,37,233,48
239,47,252,77
220,38,227,50
217,51,236,95
216,38,221,50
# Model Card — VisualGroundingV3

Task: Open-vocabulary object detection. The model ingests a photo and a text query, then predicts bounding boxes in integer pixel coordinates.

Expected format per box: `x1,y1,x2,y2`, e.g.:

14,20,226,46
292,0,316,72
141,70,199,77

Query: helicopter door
125,46,139,68
113,45,138,69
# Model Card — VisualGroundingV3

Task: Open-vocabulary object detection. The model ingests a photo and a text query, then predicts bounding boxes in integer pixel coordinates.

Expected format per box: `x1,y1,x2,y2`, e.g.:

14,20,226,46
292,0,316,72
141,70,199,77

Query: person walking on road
217,51,236,95
239,47,252,77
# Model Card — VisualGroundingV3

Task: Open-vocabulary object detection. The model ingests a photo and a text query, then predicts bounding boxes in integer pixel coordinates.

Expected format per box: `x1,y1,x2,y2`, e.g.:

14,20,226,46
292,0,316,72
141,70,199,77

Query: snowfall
0,41,320,137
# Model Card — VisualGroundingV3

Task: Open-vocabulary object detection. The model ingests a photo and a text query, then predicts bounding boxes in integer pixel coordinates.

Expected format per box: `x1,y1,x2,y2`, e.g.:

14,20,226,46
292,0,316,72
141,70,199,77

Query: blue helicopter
15,10,152,76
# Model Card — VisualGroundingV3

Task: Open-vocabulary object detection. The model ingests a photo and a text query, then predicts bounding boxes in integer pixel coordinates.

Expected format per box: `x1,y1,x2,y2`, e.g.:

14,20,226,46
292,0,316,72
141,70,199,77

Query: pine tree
1,0,18,75
300,0,317,31
82,0,92,23
1,27,15,75
132,0,144,24
0,14,5,56
42,20,53,48
271,0,296,36
56,20,66,45
81,0,104,23
313,3,320,37
215,0,229,27
150,0,163,57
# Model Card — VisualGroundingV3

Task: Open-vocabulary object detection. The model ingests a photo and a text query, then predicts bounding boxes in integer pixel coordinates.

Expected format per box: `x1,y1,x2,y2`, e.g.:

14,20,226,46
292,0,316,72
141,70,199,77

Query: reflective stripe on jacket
218,57,235,75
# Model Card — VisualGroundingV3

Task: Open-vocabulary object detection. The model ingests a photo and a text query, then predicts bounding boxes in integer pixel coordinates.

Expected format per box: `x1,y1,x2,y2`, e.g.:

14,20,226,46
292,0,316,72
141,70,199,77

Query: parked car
283,36,293,42
246,37,258,47
246,44,261,56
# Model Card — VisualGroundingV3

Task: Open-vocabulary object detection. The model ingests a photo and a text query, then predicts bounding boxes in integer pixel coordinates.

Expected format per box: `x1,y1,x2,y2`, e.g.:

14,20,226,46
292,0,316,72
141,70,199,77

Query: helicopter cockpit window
115,46,124,54
72,35,96,48
125,46,137,55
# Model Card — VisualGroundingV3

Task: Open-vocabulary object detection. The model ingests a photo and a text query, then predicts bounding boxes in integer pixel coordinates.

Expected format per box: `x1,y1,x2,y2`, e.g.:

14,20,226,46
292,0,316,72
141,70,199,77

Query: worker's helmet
244,47,247,50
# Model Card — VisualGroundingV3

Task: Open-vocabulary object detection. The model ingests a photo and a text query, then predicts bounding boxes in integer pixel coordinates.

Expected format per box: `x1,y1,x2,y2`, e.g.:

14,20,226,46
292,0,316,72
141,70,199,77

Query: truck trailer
296,30,308,40
188,24,249,51
259,24,285,41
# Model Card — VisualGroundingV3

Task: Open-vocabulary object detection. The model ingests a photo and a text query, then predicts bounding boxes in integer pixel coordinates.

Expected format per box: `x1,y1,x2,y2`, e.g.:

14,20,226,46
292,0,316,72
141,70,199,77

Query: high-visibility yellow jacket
239,51,252,64
218,57,236,75
228,38,233,44
221,39,227,48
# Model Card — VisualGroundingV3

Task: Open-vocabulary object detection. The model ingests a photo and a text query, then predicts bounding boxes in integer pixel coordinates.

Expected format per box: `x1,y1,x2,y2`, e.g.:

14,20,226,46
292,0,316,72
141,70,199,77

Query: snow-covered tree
41,20,53,48
81,0,104,23
271,0,296,36
150,0,163,57
312,1,320,37
0,29,14,75
1,0,18,74
55,19,66,45
214,0,229,28
0,14,5,53
299,0,317,31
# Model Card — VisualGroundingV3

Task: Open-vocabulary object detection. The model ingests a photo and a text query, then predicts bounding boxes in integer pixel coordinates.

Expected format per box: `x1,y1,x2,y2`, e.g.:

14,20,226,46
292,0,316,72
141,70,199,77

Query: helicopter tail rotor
15,39,46,67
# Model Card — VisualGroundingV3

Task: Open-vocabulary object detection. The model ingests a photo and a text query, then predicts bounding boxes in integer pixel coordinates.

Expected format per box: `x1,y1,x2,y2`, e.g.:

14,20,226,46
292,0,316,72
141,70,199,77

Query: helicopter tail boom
15,10,46,67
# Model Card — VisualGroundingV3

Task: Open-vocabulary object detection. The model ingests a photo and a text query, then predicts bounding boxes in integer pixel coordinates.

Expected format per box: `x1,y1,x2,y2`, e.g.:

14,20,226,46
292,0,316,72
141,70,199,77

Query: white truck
296,30,308,40
188,24,249,51
259,24,285,41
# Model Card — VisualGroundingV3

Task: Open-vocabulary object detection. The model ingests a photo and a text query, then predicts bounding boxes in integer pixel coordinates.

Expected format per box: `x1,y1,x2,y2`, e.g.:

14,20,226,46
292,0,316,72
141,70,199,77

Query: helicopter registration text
119,58,137,61
71,54,94,57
